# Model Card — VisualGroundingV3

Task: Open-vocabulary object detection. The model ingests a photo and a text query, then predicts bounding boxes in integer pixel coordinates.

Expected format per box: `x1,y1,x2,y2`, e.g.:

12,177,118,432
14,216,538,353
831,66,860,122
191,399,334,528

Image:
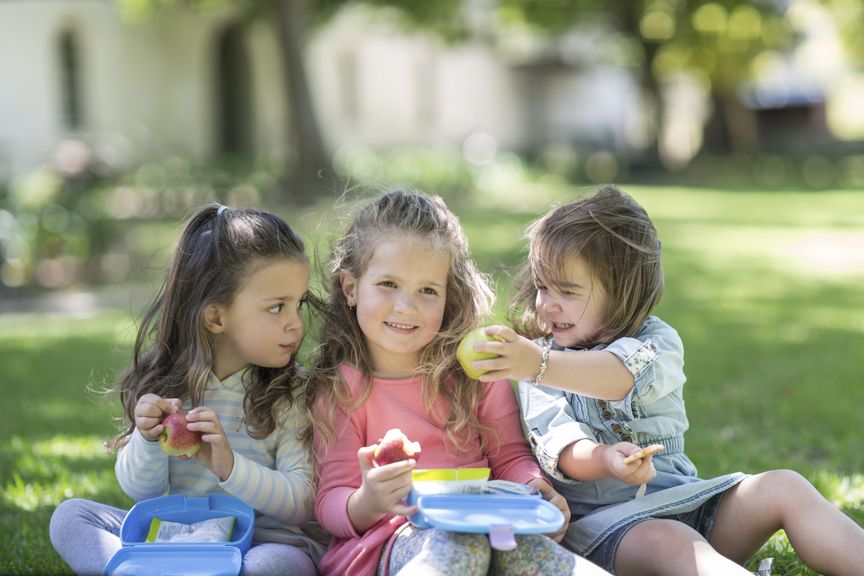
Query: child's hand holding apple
348,433,419,530
133,393,183,442
457,325,543,383
183,407,234,481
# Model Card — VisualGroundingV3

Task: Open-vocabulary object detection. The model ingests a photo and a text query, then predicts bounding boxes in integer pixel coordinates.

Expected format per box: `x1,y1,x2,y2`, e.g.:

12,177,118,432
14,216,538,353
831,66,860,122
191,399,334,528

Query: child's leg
615,519,752,576
386,525,490,576
491,534,613,575
241,543,316,576
709,470,864,576
49,498,126,575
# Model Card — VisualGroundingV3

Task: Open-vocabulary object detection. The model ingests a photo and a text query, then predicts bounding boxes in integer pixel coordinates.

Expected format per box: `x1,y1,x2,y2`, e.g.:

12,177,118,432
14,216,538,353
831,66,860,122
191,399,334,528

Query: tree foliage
495,1,795,154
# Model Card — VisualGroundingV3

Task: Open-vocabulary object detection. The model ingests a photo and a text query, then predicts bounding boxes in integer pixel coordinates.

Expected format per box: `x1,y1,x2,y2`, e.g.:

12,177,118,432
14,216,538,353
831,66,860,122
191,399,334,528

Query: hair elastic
217,205,229,217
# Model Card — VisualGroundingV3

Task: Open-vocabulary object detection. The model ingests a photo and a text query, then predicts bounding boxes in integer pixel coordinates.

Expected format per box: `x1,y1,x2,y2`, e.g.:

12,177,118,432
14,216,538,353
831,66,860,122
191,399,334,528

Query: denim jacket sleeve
518,380,594,483
603,316,685,408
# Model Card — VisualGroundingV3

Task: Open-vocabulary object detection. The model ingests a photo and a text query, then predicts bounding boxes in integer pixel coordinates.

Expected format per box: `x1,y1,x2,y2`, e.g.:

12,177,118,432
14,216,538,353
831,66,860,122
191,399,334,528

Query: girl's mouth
552,322,574,330
385,321,418,333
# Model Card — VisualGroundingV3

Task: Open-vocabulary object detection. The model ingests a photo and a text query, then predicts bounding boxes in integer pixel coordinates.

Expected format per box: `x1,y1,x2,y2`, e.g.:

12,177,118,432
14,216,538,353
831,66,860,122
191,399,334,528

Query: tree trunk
618,1,663,170
269,0,338,204
704,90,759,155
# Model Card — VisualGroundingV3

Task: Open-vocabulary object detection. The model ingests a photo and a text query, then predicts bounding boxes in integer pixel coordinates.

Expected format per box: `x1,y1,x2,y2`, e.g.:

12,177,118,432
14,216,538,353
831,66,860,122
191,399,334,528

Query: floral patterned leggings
379,524,611,576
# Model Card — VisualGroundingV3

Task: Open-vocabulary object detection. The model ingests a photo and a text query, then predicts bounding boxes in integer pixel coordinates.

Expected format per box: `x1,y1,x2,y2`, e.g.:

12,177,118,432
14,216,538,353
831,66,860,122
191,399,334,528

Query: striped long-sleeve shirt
115,369,325,561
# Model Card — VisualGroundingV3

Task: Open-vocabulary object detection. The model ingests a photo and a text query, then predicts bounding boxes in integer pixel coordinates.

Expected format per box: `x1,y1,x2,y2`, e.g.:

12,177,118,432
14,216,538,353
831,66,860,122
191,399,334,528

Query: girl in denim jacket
465,185,864,575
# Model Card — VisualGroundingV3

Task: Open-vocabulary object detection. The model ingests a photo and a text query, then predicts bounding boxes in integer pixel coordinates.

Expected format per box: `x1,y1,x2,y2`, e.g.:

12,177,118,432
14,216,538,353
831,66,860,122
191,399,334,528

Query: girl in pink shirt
306,189,612,576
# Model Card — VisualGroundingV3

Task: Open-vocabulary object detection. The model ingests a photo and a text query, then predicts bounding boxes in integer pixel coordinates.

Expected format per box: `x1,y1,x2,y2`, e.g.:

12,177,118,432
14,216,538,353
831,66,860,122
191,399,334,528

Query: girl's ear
340,271,358,307
203,304,225,334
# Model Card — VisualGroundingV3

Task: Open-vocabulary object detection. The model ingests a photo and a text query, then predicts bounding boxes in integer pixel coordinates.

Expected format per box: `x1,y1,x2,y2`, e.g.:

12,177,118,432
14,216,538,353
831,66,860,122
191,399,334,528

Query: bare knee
616,519,708,575
634,519,707,550
750,469,809,489
744,470,816,512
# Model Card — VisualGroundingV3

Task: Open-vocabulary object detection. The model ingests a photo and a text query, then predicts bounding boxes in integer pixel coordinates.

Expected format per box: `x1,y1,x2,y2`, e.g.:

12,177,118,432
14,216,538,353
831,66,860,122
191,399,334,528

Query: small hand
133,394,182,442
187,407,234,481
528,477,570,542
469,325,543,383
355,445,417,517
606,443,657,486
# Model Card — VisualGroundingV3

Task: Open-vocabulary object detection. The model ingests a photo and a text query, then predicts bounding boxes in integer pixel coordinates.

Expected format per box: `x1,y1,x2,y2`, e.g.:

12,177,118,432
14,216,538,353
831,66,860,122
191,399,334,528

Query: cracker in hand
623,444,665,465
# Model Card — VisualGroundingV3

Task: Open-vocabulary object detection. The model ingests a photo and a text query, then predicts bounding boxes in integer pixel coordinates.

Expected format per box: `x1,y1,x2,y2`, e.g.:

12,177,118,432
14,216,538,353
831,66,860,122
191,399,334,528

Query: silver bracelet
532,337,552,386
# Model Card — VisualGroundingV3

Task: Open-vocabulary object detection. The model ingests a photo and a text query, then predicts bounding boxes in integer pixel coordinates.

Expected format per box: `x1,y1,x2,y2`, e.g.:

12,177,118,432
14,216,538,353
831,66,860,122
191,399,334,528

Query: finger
390,503,418,517
200,432,229,447
471,340,502,356
485,325,514,342
471,356,504,372
369,459,417,481
187,407,217,420
479,367,519,383
137,393,164,407
189,421,223,436
150,396,178,416
357,445,377,473
549,528,566,543
163,398,183,413
134,399,164,419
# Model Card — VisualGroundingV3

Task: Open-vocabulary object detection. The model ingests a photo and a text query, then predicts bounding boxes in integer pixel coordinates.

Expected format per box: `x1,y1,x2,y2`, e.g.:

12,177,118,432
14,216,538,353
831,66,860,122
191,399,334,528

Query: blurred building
0,1,641,181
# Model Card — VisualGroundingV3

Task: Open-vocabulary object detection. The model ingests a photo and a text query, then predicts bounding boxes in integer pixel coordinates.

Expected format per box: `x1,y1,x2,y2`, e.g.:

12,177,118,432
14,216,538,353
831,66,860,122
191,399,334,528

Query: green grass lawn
2,185,864,574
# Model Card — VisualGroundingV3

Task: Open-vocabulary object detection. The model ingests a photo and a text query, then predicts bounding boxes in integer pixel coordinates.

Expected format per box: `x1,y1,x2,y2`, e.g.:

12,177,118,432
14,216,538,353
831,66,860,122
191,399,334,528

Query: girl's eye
378,280,396,288
297,298,306,311
268,303,284,314
420,287,439,296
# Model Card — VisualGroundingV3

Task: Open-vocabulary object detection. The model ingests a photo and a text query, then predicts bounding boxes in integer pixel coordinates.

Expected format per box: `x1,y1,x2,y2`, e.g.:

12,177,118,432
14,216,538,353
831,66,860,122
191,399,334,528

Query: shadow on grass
0,502,72,575
0,333,128,440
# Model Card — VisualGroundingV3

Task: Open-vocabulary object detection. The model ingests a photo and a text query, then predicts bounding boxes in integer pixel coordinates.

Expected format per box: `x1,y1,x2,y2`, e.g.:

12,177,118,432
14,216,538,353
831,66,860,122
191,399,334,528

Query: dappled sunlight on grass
1,435,119,511
813,472,864,513
632,186,864,230
10,434,112,462
0,310,139,343
661,223,864,281
787,232,864,278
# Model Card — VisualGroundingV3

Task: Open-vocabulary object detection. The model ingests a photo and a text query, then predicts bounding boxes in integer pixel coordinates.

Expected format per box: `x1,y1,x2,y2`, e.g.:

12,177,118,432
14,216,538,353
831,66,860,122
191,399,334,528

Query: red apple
159,411,202,457
456,327,503,379
372,428,421,466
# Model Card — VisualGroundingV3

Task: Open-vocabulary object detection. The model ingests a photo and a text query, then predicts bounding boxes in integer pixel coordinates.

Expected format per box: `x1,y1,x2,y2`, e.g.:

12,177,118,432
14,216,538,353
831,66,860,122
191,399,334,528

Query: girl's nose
538,291,562,313
284,310,303,332
393,292,416,313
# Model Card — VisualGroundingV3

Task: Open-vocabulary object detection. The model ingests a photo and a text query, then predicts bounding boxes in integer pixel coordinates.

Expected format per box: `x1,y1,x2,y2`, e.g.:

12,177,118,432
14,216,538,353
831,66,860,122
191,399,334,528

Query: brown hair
108,203,316,449
510,185,663,345
306,188,495,456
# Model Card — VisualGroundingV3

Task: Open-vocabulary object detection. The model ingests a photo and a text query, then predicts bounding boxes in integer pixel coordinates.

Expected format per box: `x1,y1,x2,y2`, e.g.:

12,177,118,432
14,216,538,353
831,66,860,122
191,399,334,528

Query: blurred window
59,30,82,131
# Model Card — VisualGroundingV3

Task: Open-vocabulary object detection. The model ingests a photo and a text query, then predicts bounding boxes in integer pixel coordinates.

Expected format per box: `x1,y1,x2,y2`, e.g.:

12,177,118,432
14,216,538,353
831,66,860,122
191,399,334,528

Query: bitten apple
456,327,503,379
159,411,203,457
372,428,421,466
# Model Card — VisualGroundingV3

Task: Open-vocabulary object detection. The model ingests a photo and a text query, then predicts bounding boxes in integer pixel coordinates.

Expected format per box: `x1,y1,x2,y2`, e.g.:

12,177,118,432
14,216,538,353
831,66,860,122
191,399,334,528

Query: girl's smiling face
341,238,450,378
535,255,608,349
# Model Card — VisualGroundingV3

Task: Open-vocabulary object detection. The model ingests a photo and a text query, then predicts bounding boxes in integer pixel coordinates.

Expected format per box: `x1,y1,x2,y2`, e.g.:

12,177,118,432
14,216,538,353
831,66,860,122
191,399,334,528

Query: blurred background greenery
2,0,864,574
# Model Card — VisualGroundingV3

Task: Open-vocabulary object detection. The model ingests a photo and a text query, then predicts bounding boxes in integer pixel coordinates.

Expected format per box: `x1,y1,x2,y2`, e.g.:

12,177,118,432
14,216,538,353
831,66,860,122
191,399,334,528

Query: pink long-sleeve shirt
314,364,547,576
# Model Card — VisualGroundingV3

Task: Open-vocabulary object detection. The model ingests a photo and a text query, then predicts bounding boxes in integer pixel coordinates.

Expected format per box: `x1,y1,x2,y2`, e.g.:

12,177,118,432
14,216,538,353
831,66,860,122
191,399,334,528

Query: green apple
456,327,503,379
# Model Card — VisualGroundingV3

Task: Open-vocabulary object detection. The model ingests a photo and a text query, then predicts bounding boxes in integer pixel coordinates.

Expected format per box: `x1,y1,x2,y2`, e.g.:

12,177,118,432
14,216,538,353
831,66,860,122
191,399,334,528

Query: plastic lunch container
103,494,254,576
407,469,565,551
